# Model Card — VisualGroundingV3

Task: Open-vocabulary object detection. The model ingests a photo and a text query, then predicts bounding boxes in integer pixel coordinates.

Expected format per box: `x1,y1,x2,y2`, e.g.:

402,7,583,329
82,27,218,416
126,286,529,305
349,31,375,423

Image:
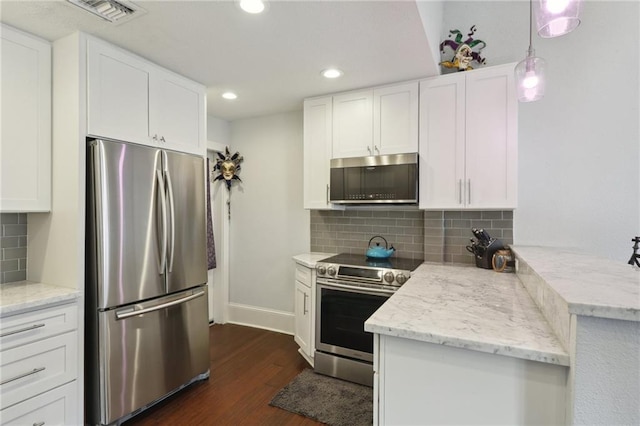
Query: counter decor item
366,236,395,259
492,248,514,273
628,236,640,268
466,228,505,269
439,25,487,72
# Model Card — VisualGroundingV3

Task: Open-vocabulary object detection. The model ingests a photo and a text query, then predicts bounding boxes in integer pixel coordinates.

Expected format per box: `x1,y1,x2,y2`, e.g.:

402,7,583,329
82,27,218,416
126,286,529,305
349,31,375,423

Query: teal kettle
366,236,395,259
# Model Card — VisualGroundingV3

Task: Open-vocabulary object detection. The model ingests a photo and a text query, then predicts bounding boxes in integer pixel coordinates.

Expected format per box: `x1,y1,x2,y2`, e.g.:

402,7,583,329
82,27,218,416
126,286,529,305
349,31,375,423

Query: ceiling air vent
66,0,146,25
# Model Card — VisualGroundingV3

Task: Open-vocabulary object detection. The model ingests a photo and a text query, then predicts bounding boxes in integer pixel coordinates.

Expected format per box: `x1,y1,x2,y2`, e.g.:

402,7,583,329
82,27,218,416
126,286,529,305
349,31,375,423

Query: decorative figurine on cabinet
439,25,487,72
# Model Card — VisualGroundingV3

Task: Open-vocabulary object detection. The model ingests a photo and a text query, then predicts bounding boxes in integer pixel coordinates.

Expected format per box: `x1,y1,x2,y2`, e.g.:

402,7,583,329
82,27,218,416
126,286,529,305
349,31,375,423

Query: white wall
226,111,310,332
572,316,640,424
443,1,640,262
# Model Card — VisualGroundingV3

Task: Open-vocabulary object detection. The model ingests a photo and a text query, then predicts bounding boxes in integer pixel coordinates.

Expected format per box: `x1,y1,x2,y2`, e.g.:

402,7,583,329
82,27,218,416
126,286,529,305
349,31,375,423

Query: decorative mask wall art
213,147,243,191
440,25,487,72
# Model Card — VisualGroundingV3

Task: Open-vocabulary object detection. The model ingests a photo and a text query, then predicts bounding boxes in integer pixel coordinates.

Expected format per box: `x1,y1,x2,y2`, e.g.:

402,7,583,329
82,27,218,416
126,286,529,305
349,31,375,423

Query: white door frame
207,142,230,324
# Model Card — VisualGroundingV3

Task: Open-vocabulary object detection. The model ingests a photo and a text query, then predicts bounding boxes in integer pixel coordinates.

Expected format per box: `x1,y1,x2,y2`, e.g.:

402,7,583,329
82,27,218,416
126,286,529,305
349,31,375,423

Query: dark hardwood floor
123,324,322,425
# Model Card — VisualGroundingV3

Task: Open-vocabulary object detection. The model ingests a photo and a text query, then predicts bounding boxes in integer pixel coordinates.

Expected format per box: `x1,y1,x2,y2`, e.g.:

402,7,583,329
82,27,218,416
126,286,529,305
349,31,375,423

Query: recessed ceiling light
321,68,343,79
222,92,238,100
239,0,267,14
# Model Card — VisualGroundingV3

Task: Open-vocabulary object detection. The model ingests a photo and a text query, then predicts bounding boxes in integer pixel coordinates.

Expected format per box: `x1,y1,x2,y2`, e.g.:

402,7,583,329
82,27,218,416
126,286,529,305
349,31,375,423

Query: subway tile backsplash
310,209,513,265
310,210,425,260
0,213,28,283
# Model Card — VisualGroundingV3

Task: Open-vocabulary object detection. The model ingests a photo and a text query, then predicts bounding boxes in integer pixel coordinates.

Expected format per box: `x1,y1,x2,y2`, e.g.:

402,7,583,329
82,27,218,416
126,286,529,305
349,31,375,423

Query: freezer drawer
92,287,209,425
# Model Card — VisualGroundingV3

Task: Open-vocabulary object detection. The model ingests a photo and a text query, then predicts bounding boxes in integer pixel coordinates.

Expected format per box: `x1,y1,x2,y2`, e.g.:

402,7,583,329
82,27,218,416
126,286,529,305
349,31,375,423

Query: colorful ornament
213,146,243,191
440,25,487,71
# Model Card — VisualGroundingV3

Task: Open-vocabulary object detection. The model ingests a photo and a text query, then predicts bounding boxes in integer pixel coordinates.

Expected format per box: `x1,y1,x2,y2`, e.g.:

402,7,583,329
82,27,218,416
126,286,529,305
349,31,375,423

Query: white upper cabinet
374,82,419,155
87,39,150,145
304,97,341,209
419,63,517,210
87,38,205,156
332,90,373,158
149,69,205,155
332,82,418,159
0,24,51,212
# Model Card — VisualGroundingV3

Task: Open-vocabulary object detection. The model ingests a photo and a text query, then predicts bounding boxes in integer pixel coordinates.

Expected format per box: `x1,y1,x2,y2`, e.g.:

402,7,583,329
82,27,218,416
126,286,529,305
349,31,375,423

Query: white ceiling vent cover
66,0,147,25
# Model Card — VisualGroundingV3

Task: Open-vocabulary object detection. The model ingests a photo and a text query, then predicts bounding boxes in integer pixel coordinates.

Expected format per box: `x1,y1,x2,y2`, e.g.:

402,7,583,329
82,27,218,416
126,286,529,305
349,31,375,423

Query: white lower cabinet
0,302,79,424
374,334,567,425
293,262,315,365
294,280,312,357
0,378,78,425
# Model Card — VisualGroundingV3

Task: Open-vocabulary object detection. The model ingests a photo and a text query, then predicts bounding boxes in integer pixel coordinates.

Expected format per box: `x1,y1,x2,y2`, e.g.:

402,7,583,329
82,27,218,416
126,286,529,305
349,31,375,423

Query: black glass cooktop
318,253,424,272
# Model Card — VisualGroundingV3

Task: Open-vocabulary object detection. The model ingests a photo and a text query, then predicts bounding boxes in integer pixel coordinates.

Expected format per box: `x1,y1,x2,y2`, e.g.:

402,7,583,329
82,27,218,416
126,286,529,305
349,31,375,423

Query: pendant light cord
528,0,534,56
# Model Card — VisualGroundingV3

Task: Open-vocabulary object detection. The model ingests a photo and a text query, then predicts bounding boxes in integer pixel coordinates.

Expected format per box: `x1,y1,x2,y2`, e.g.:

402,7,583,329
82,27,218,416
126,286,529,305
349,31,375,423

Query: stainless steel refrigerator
85,138,210,425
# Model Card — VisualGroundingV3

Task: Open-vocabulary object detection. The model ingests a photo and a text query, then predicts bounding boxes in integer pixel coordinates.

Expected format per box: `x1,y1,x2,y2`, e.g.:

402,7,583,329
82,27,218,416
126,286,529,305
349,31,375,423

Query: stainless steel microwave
329,153,418,204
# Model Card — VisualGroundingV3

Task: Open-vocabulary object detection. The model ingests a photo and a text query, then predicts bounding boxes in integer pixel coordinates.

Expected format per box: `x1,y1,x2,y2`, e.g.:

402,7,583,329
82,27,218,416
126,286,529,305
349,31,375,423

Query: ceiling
0,0,439,121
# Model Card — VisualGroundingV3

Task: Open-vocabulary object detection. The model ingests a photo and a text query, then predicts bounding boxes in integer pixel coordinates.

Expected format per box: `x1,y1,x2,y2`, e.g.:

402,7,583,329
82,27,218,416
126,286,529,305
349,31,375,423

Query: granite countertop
365,263,570,366
0,281,79,317
511,246,640,321
293,252,335,268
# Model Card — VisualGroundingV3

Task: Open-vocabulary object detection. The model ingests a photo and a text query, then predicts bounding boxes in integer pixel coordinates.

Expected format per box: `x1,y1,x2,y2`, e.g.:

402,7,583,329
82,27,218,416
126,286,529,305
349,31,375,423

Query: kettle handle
368,235,388,249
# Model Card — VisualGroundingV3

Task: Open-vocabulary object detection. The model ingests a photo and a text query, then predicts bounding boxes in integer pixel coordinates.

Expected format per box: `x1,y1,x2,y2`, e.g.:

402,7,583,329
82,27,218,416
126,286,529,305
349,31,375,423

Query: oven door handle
317,281,397,295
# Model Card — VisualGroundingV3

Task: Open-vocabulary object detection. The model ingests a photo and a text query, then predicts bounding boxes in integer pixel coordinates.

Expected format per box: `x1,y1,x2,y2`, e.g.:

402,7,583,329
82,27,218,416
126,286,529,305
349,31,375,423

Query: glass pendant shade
515,52,546,102
534,0,582,38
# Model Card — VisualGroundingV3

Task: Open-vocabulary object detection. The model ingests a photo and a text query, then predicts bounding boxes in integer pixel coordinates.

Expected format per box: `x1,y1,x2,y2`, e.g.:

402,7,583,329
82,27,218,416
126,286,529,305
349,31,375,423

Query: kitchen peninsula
366,246,639,425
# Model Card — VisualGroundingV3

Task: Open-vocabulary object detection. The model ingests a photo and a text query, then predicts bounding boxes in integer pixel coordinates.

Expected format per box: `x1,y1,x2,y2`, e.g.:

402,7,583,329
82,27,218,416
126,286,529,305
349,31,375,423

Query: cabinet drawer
295,263,312,286
0,380,78,425
0,331,77,410
0,303,77,351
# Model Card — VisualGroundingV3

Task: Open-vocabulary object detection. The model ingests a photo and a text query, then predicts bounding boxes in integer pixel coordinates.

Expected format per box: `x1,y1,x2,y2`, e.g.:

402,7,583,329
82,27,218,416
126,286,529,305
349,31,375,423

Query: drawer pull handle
33,422,45,426
0,323,45,338
0,367,46,386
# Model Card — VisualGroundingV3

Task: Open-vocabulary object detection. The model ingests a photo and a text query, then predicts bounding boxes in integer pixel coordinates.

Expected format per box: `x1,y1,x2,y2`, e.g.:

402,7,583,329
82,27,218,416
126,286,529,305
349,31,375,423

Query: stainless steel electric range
314,253,423,386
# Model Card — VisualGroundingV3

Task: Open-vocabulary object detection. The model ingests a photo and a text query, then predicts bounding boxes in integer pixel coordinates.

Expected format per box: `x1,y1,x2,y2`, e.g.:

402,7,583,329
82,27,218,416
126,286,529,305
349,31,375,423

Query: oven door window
319,287,388,355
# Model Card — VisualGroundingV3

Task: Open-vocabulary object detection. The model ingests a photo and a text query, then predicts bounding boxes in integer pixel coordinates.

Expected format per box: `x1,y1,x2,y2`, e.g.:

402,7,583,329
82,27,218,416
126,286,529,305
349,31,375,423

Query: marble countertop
365,263,569,366
0,281,79,317
511,246,640,322
292,252,335,268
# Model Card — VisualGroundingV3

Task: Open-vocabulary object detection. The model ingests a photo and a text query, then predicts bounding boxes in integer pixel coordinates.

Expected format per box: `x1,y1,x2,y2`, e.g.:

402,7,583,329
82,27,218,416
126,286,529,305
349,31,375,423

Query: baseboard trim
227,302,294,335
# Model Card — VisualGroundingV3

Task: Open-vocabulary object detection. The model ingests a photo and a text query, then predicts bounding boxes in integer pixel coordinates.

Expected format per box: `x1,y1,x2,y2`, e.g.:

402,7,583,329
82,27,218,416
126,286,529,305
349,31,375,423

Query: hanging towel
206,158,217,270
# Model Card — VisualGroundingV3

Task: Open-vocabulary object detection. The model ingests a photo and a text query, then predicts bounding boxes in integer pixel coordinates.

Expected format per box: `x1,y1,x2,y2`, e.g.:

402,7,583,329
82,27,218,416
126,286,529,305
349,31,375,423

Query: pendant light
515,0,546,102
534,0,582,38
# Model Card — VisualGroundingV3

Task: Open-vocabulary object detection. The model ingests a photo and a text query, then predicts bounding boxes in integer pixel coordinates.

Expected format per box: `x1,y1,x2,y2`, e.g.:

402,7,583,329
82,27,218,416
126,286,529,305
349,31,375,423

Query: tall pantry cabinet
25,32,206,425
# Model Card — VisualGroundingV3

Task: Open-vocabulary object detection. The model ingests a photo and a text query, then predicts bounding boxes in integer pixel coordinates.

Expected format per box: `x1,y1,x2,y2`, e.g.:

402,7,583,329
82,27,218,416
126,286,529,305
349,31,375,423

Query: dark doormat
269,369,373,426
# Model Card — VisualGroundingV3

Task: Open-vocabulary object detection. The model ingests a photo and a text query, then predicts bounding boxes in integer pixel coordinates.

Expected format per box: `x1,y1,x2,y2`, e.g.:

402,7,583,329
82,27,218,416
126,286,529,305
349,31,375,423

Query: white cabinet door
149,69,205,156
87,37,206,156
419,63,517,210
87,38,151,146
332,90,373,158
419,74,465,209
465,64,518,209
0,24,51,212
304,97,335,209
294,280,312,358
374,82,419,156
0,380,78,426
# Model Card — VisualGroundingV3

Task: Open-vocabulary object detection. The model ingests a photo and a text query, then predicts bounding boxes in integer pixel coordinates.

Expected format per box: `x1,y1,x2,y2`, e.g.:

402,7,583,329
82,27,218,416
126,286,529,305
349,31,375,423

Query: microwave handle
326,184,329,205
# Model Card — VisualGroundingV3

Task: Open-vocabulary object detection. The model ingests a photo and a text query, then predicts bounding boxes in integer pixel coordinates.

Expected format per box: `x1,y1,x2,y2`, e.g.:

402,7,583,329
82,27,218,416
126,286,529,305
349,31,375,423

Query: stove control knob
327,266,337,277
383,271,395,284
395,273,408,285
317,265,326,275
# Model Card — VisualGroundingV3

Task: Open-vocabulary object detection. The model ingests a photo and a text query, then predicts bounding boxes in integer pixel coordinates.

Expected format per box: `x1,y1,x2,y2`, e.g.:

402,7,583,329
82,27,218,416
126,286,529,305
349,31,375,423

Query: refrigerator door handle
156,169,168,274
165,169,176,273
115,289,205,320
